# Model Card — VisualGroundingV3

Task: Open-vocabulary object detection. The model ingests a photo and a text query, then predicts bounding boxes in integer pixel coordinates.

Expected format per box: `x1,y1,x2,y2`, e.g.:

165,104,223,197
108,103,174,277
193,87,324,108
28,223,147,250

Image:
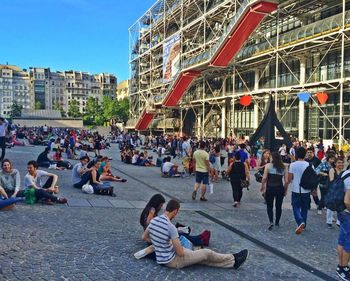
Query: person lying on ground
24,160,67,204
142,199,248,269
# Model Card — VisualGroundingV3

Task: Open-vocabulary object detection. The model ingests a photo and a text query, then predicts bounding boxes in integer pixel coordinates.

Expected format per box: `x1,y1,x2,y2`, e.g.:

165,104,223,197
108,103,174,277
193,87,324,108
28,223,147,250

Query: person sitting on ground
37,147,64,170
52,148,73,169
0,186,21,210
72,156,91,188
98,156,127,182
132,150,139,165
161,156,179,177
89,159,116,197
0,159,24,198
140,195,210,253
24,160,67,204
142,199,248,269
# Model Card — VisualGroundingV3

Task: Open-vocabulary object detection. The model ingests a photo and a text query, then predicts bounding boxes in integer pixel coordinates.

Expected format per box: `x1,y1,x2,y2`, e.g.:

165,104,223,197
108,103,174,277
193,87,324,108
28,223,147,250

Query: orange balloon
240,95,252,106
316,92,328,105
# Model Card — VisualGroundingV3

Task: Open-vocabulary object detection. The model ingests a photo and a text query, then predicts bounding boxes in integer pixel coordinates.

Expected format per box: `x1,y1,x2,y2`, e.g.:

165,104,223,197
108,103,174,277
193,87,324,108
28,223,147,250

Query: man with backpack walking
288,147,315,234
324,166,350,280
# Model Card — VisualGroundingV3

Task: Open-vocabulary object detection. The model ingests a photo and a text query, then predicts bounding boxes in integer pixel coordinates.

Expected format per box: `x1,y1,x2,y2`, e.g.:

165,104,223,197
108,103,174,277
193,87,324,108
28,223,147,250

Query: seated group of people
0,159,68,210
71,155,126,197
37,147,73,170
120,147,155,167
138,194,249,270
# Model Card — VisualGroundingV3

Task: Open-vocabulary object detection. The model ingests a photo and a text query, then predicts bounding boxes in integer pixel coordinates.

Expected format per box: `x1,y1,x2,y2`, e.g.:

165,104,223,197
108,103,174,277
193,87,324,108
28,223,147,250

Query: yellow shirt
193,149,209,173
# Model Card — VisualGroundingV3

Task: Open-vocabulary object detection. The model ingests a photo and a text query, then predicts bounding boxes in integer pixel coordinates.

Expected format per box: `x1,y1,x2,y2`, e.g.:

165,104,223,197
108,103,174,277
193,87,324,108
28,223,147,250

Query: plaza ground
0,144,341,281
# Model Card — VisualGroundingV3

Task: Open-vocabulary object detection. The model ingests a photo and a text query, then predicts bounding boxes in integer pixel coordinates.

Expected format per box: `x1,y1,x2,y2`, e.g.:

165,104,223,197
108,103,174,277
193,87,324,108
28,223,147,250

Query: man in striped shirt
142,199,249,269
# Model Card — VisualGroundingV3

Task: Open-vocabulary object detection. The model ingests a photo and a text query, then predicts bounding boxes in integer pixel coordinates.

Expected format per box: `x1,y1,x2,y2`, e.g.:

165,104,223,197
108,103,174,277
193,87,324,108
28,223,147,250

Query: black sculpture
249,95,293,151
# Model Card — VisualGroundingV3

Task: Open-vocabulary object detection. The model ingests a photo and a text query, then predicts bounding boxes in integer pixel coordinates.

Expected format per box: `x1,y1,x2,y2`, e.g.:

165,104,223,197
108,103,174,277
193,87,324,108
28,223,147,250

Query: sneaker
233,202,238,207
268,223,274,231
192,190,197,200
233,249,249,269
295,223,305,235
57,198,67,204
337,266,350,281
200,197,208,202
317,210,322,215
327,223,333,229
200,230,211,247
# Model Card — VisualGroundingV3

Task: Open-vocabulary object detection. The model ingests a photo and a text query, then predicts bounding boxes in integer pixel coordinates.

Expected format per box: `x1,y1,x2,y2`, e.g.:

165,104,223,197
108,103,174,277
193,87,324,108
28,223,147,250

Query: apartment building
117,80,129,100
0,65,32,117
129,0,350,145
0,65,118,117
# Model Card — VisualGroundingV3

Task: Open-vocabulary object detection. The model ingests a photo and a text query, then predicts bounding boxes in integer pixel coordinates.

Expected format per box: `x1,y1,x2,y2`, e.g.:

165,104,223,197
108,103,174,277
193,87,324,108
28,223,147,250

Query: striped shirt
147,214,178,264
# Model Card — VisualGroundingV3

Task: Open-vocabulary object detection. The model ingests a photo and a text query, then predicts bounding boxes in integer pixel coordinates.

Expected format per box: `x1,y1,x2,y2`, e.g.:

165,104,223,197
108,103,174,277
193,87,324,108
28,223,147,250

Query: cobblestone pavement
0,145,340,280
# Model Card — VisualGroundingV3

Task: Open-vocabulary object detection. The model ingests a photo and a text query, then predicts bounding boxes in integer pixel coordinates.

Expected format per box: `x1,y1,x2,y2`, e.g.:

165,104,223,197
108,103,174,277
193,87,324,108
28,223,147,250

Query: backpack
209,154,216,164
300,165,319,190
325,171,350,212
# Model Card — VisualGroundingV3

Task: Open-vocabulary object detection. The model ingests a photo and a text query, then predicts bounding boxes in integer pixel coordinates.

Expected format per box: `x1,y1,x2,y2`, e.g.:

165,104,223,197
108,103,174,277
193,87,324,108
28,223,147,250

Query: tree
10,102,22,118
67,100,81,118
83,97,103,125
102,96,118,121
53,101,66,117
115,98,130,123
35,101,44,110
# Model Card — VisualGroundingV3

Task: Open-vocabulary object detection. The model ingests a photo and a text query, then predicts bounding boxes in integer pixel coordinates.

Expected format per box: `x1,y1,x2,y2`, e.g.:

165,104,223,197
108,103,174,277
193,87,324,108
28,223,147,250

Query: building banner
163,33,180,83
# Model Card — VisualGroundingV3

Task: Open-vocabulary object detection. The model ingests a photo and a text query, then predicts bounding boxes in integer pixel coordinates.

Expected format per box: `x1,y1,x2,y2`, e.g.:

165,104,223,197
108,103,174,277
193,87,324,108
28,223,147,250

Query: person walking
327,157,343,228
335,167,350,280
227,151,250,207
0,117,9,161
260,152,289,230
288,147,310,234
192,141,210,202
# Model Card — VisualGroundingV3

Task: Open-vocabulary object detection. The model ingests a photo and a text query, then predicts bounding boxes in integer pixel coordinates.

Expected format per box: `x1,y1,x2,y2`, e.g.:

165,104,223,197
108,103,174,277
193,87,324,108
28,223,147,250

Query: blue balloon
298,92,310,103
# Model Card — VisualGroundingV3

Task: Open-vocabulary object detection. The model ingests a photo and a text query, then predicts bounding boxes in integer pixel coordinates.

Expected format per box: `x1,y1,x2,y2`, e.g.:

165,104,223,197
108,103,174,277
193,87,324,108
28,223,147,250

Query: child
250,154,257,170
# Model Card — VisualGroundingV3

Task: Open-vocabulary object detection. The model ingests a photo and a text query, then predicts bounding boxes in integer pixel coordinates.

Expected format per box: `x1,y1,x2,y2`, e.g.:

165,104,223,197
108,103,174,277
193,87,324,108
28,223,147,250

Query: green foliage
53,101,66,117
115,98,130,123
10,102,22,118
34,101,44,110
67,100,81,118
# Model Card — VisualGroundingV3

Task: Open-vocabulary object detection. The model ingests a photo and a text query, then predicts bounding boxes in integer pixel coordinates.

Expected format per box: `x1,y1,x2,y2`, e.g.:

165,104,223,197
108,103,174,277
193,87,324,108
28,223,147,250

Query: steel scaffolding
129,0,350,146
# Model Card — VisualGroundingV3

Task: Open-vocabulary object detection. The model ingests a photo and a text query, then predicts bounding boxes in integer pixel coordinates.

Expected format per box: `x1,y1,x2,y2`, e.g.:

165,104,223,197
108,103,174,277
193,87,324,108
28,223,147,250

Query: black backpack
325,171,350,212
300,165,319,190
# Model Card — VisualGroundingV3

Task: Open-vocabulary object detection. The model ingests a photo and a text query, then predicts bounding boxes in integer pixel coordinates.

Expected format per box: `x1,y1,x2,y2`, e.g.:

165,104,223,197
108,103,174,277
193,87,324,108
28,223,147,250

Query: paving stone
128,200,147,209
88,199,114,208
67,198,92,207
108,200,134,209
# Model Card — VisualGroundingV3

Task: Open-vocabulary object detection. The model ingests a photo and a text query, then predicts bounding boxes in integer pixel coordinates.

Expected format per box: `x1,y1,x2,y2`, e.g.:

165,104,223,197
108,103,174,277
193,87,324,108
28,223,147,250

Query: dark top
305,156,321,169
89,169,100,184
37,151,50,163
229,162,246,183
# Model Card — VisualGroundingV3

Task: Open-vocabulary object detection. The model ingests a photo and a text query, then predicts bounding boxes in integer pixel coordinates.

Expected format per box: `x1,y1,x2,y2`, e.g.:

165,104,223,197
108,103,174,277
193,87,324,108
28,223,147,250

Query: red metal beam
210,1,277,67
162,71,201,107
135,110,156,131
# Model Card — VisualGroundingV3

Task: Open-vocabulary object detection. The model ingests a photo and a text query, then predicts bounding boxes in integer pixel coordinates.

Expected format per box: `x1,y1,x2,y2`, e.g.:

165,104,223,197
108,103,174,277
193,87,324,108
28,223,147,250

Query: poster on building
163,33,180,83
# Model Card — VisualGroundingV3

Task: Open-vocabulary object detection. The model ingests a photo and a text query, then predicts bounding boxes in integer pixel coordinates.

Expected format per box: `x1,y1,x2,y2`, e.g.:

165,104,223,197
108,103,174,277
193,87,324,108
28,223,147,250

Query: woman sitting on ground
0,159,25,204
89,159,116,197
52,149,73,169
140,194,211,250
98,156,127,182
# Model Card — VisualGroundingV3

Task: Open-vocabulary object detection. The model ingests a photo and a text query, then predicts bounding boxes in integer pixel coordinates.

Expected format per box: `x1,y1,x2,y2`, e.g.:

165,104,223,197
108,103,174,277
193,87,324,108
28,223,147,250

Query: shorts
338,211,350,252
195,171,209,185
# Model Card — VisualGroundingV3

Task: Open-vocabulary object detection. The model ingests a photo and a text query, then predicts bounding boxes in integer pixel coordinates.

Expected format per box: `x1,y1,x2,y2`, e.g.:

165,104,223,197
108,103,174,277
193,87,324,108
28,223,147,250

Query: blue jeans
0,197,21,209
338,212,350,252
291,192,310,226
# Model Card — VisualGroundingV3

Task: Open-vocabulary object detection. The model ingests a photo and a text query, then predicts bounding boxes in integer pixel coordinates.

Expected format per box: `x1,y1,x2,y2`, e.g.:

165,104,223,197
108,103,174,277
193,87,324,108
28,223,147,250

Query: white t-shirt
162,162,174,173
343,170,350,191
24,170,49,189
289,160,310,193
132,155,138,164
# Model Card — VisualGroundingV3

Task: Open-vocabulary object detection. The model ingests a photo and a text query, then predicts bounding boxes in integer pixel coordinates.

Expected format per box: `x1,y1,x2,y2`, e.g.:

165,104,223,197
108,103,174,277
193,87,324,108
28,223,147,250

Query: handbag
240,179,250,189
254,170,263,183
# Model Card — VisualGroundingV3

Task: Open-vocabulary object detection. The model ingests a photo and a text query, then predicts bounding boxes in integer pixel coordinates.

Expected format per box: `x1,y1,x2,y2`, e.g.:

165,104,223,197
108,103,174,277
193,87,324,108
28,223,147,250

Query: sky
0,0,155,81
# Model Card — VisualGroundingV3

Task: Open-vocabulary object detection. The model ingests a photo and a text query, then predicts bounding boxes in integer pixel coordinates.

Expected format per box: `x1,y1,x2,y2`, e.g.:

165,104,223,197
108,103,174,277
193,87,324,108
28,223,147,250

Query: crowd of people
2,121,350,278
